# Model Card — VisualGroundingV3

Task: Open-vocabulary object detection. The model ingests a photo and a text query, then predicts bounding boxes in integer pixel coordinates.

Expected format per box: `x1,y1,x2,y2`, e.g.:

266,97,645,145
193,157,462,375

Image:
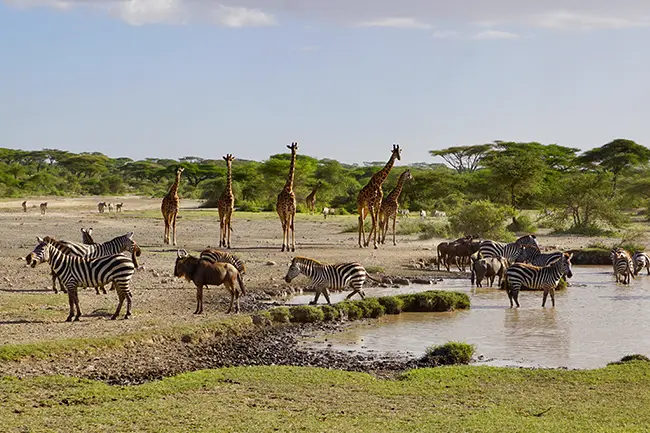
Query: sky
1,1,650,166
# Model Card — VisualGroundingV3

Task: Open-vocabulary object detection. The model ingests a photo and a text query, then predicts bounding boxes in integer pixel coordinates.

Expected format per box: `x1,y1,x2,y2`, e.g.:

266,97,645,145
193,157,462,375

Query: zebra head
515,235,539,250
561,252,574,279
26,237,51,268
285,257,302,283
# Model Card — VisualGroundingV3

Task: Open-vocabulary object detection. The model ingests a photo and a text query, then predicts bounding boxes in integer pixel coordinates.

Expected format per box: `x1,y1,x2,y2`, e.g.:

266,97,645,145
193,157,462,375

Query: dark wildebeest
437,235,476,272
174,249,246,314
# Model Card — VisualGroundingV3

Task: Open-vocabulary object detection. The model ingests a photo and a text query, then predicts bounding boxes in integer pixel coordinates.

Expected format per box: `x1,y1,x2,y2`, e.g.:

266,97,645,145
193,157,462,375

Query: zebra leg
322,288,332,305
123,291,133,319
66,288,76,322
309,286,322,305
71,288,82,321
111,290,125,320
542,288,549,307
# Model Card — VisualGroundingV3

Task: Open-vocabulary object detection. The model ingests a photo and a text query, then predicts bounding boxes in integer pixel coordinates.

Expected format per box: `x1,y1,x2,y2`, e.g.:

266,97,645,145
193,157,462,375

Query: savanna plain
1,196,650,432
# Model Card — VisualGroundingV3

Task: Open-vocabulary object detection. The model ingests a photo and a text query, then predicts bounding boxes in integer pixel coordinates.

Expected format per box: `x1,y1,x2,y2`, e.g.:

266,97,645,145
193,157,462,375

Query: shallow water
296,266,650,369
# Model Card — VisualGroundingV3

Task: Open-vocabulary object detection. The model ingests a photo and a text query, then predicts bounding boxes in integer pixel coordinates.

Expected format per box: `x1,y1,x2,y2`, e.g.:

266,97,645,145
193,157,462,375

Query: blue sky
1,1,650,165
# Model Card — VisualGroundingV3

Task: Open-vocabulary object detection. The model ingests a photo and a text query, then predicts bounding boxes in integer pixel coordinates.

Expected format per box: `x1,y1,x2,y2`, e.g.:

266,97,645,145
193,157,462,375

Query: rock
265,261,277,266
393,277,410,285
410,278,432,285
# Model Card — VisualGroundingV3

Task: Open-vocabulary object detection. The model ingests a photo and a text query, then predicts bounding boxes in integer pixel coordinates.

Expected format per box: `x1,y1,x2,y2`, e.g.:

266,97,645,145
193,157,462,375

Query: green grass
3,362,650,432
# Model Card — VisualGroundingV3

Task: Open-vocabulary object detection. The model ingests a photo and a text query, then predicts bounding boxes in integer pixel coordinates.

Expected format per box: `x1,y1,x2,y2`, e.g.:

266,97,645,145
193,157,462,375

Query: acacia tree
430,144,492,174
578,139,650,194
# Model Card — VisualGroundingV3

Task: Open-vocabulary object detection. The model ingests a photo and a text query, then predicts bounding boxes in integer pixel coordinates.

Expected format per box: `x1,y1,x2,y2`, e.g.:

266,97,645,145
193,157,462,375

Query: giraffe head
391,144,402,161
287,142,299,153
176,167,185,176
223,154,235,163
402,169,413,182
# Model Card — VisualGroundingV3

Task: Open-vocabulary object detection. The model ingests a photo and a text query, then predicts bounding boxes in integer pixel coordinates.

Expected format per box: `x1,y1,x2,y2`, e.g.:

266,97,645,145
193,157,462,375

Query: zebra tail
237,273,246,295
366,273,383,284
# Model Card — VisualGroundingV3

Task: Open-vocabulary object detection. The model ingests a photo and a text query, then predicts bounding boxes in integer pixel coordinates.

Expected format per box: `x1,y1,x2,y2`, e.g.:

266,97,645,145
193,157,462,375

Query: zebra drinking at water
632,252,650,276
284,256,381,305
611,248,634,284
502,252,573,308
26,237,136,322
479,235,539,262
43,232,140,294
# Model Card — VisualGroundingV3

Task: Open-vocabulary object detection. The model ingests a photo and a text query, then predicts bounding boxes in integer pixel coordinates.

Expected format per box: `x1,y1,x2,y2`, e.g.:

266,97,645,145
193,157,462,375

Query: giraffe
161,166,184,246
276,142,299,252
305,181,322,214
357,144,401,249
217,154,235,249
379,169,414,246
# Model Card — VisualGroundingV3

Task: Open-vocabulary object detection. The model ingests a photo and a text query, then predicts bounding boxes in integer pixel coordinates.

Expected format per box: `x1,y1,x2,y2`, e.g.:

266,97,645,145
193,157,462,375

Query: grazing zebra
398,209,410,218
419,210,427,219
26,237,136,322
502,252,573,308
42,232,140,295
632,252,650,276
284,256,381,305
108,203,114,212
515,247,563,266
40,202,47,215
479,235,539,262
322,207,336,219
81,228,95,245
611,249,634,284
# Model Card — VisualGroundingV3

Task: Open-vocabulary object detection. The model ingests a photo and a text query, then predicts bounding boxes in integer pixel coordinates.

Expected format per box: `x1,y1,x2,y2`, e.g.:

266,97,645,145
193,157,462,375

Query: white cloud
473,29,520,39
356,17,432,29
5,0,650,31
432,30,459,39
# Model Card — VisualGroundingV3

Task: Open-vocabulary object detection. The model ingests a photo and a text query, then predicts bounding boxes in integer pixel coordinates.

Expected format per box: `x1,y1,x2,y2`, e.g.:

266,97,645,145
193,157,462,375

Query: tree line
1,139,649,235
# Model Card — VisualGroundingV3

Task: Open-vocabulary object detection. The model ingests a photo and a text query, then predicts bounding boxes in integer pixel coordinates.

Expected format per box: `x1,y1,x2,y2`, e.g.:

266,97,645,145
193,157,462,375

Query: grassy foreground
3,361,650,432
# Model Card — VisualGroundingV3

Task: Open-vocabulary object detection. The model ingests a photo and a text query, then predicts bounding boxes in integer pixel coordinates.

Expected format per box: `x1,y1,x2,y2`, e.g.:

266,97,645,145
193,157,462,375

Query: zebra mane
293,256,324,265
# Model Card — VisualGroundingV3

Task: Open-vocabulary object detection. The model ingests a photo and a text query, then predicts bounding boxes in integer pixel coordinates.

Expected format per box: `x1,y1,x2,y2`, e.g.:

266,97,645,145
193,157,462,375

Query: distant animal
478,235,539,262
81,228,95,245
305,181,323,214
611,248,634,284
432,210,446,218
437,235,475,272
98,202,106,213
632,251,650,276
398,209,410,218
39,202,47,215
284,256,382,305
471,255,508,288
322,207,336,219
108,203,114,212
515,247,564,267
26,237,136,322
22,201,27,212
420,210,427,219
277,143,298,252
199,248,246,289
379,169,414,246
161,167,184,245
502,252,573,308
174,249,245,314
217,154,236,249
116,203,123,212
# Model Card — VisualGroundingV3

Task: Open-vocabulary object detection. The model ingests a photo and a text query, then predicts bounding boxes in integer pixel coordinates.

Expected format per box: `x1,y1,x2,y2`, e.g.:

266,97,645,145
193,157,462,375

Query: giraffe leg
172,211,178,246
290,212,296,252
280,217,287,252
163,218,170,244
392,214,397,246
358,213,366,248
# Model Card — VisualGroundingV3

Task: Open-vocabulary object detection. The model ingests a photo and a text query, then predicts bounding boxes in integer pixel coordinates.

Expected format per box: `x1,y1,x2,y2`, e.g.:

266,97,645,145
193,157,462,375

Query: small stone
265,261,277,266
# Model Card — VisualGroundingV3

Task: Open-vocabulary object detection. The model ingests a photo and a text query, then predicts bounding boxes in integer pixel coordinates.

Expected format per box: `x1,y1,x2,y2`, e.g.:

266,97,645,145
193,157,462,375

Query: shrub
378,296,404,314
608,354,650,366
401,291,470,312
507,213,537,234
269,307,291,323
319,305,341,321
418,222,450,240
365,265,385,274
352,298,385,319
289,306,324,323
448,200,515,240
422,341,475,365
336,301,364,320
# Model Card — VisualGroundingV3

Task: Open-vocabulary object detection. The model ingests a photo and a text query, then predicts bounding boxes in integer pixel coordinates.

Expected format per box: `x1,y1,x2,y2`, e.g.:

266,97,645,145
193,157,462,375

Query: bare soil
0,196,634,382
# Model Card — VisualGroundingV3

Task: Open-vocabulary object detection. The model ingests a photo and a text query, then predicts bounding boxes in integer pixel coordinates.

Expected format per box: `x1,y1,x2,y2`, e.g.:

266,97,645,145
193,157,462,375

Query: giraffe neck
283,151,297,191
370,152,398,188
387,172,409,201
168,172,181,197
225,160,233,196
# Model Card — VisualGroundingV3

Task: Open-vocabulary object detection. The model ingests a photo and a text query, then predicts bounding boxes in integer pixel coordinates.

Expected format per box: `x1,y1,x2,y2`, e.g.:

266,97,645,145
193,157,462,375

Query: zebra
611,249,634,284
200,248,246,290
42,232,140,295
478,235,539,263
108,203,114,212
502,252,573,308
284,256,382,305
81,228,95,245
398,209,410,218
26,237,136,322
515,247,563,266
632,252,650,276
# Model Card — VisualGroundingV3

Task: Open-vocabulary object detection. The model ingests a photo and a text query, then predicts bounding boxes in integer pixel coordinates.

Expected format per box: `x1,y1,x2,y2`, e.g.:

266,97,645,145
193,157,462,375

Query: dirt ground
0,196,634,348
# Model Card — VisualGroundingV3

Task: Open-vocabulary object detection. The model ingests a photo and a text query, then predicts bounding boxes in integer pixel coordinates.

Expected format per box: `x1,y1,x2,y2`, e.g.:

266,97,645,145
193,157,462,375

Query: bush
378,296,404,314
401,291,470,312
507,214,537,234
336,301,364,320
352,298,385,319
319,305,341,321
418,222,450,240
269,307,291,323
448,200,515,240
289,306,324,323
608,354,650,366
422,341,475,365
365,265,385,274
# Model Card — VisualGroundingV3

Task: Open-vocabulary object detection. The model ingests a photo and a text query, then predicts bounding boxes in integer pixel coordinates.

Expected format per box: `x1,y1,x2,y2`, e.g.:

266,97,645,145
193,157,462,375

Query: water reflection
305,266,650,369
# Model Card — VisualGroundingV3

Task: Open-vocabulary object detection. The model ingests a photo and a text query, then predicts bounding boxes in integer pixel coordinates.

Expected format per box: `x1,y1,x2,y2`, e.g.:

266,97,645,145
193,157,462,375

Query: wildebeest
174,249,245,314
471,255,508,288
437,235,480,272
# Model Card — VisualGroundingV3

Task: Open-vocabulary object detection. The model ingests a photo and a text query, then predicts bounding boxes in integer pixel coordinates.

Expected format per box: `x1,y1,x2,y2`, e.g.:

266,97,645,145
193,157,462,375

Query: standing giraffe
379,169,414,246
277,142,298,252
305,181,322,214
217,154,235,249
357,144,401,249
161,167,184,246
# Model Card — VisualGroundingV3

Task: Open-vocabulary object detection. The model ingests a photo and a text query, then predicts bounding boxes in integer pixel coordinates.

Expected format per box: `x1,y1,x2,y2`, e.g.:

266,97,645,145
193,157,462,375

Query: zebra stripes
502,252,573,308
611,248,634,284
199,249,246,275
81,228,95,245
515,247,563,266
284,256,381,305
632,252,650,276
478,235,539,262
27,237,136,322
